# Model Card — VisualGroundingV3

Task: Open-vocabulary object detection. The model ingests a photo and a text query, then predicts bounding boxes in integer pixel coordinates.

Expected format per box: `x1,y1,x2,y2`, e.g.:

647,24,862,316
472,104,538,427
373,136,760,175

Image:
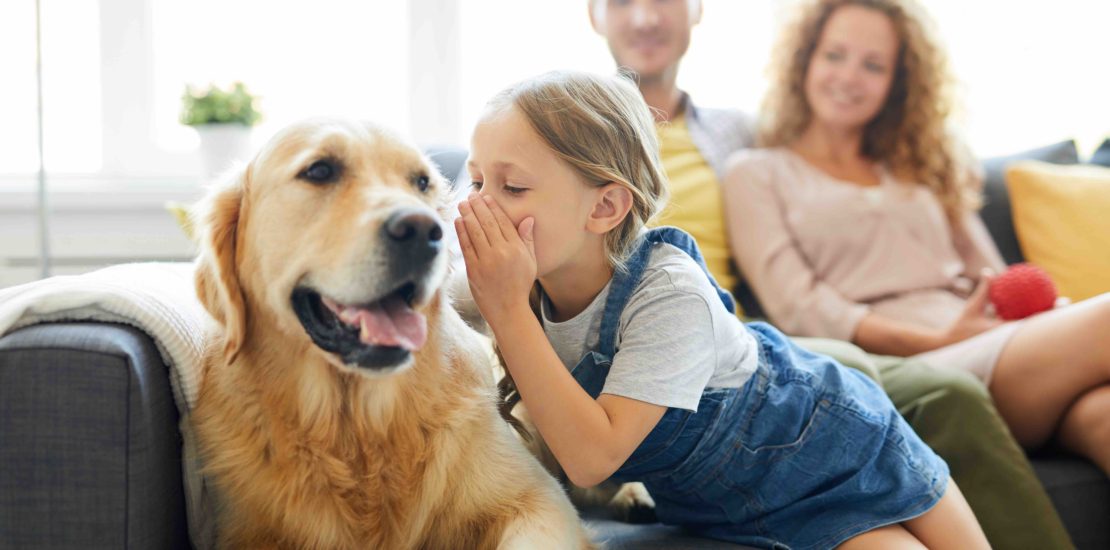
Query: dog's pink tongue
355,295,427,351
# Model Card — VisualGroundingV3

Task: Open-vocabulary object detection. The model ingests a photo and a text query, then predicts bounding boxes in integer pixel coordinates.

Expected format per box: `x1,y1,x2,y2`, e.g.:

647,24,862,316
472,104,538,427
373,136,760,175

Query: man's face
591,0,701,81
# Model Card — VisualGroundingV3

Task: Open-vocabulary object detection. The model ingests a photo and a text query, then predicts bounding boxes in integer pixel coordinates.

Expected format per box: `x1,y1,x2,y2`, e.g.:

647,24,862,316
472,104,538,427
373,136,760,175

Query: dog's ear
194,167,248,363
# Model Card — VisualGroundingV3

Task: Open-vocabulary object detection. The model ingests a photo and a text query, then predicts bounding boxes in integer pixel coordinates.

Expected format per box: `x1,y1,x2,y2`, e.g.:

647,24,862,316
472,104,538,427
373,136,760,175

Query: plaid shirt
678,93,757,179
674,93,765,318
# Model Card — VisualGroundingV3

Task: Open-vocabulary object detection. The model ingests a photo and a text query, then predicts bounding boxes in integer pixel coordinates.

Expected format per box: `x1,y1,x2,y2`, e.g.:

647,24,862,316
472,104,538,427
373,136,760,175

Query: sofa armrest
0,322,189,549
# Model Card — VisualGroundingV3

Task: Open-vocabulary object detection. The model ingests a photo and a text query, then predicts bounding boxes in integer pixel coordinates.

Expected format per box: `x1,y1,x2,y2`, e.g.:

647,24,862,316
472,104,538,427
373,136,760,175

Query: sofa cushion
1090,138,1110,167
581,505,754,549
585,518,755,549
1032,454,1110,550
979,140,1080,266
426,146,469,188
1006,161,1110,301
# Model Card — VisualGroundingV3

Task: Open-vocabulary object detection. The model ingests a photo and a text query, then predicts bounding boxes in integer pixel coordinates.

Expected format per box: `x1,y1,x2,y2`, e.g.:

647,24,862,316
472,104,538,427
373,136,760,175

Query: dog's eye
412,173,431,193
300,160,339,184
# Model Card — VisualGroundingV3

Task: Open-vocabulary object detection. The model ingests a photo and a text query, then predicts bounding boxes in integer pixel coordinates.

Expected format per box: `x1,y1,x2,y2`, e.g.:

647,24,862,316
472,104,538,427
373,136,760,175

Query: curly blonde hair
760,0,981,219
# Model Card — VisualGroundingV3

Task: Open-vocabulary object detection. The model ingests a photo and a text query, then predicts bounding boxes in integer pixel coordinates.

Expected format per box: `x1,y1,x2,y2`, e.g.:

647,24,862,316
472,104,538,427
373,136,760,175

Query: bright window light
0,0,1106,179
150,0,410,156
0,0,101,175
0,1,38,174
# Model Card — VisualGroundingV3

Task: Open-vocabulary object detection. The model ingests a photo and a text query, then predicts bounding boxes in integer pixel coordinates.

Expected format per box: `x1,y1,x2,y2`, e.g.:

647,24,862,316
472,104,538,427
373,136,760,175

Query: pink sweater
722,148,1005,342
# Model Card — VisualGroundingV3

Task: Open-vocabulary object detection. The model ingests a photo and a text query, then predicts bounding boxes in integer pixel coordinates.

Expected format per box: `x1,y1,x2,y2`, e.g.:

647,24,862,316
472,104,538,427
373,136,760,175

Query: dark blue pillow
979,141,1079,265
1090,138,1110,167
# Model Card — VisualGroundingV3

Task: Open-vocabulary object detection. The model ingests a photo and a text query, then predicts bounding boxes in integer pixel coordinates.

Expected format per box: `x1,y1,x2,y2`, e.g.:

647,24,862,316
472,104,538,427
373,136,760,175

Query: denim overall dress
570,227,949,550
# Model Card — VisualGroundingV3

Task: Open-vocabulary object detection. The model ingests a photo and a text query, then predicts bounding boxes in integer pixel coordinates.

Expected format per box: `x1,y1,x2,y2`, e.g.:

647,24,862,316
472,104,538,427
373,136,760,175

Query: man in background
586,1,1072,547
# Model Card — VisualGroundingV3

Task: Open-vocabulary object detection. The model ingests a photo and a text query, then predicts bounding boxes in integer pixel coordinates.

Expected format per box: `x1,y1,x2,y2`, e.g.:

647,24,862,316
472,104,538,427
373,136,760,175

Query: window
928,1,1110,156
0,0,101,175
149,0,410,158
0,0,409,180
455,1,781,147
1,0,1107,182
457,0,1108,156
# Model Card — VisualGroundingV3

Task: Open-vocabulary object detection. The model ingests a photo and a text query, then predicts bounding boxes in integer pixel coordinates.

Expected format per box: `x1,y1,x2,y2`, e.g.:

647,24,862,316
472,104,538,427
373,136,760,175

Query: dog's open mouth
291,283,427,370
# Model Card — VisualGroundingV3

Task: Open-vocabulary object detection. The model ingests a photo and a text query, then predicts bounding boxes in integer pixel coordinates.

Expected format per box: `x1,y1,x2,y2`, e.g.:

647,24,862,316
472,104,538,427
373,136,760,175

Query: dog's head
194,119,452,376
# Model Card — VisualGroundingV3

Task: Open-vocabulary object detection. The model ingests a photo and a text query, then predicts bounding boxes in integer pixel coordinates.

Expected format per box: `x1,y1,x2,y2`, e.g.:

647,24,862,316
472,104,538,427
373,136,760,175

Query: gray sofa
2,143,1108,549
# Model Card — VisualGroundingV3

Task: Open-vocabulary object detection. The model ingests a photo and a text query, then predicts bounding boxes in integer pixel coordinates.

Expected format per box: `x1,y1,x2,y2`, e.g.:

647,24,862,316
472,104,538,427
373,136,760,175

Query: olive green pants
794,337,1073,550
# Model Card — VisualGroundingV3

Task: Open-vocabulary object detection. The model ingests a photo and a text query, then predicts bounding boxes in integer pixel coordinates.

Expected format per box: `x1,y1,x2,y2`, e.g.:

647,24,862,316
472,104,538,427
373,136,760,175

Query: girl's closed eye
470,179,527,196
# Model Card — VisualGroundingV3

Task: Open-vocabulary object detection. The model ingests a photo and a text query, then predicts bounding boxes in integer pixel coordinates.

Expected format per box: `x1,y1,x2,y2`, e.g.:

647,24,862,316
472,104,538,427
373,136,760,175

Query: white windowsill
0,174,206,213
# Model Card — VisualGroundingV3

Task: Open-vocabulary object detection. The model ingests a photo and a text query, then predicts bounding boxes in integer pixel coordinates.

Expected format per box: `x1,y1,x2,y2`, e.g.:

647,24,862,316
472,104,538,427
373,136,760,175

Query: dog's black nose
384,209,444,244
382,208,444,280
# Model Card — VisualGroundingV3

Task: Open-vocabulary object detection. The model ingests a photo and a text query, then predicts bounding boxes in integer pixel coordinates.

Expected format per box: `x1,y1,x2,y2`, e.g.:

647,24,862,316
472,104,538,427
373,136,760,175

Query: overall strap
595,226,736,358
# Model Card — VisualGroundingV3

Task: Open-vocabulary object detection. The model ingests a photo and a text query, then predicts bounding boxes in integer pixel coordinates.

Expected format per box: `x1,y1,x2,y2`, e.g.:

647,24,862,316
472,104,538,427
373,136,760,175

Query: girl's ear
586,182,634,234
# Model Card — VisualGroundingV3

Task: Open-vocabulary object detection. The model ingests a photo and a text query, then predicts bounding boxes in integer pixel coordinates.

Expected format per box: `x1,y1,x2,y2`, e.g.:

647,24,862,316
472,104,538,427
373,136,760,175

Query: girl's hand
455,192,537,325
938,270,1003,347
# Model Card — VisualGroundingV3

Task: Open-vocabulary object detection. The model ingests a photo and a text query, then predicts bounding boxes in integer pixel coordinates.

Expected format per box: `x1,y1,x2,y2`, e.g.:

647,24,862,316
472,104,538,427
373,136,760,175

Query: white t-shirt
541,243,759,412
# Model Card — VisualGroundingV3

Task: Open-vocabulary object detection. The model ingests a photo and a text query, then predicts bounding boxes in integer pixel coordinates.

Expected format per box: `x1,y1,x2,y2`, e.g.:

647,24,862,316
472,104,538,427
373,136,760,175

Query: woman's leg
989,294,1110,464
876,356,1073,549
839,480,989,550
1057,385,1110,473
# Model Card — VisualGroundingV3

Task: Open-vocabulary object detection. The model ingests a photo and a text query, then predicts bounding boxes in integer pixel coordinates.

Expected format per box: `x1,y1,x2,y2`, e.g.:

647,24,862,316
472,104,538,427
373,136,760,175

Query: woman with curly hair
723,0,1110,479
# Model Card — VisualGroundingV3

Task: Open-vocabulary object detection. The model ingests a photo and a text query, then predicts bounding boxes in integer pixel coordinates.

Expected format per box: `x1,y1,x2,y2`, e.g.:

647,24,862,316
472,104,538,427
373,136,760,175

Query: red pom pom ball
988,263,1057,321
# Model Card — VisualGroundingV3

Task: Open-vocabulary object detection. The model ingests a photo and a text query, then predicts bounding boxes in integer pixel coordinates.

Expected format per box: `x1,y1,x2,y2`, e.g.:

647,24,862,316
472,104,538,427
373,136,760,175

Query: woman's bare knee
990,297,1110,446
1059,386,1110,471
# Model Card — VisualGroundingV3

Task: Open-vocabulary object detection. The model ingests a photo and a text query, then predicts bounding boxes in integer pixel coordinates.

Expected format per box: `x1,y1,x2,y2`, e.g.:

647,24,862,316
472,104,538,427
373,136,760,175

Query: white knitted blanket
0,262,206,410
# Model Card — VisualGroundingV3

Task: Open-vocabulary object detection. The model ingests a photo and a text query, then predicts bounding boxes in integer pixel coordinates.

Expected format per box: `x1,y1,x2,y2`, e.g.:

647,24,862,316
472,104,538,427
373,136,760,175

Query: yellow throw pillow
1006,161,1110,301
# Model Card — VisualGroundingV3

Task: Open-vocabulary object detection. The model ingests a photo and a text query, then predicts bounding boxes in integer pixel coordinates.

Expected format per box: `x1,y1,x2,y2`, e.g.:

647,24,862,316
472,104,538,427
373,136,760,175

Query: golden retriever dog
191,119,592,549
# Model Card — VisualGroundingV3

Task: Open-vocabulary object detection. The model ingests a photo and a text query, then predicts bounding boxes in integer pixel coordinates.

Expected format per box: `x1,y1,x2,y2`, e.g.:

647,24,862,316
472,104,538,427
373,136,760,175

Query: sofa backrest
979,140,1080,266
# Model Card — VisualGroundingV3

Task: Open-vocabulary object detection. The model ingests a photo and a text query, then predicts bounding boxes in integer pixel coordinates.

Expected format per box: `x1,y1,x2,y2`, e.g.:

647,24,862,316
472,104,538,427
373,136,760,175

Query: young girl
724,0,1110,477
456,70,988,549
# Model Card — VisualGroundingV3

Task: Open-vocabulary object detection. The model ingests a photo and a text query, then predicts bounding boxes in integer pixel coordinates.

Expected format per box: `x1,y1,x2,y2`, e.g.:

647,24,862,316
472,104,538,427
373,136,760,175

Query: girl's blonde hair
484,70,669,435
760,0,982,220
484,70,669,269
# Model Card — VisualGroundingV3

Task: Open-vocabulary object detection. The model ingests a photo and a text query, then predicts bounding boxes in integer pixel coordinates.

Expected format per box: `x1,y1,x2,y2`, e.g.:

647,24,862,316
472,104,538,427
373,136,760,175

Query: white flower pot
195,124,253,181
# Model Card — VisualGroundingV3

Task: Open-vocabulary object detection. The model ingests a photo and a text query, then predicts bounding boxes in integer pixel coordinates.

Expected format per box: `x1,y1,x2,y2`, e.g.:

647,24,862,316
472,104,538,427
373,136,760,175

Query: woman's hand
455,192,537,326
937,271,1003,348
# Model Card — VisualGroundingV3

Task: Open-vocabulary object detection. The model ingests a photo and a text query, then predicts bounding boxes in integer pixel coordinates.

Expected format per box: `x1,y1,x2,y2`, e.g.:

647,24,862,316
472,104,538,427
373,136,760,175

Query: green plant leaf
179,81,262,127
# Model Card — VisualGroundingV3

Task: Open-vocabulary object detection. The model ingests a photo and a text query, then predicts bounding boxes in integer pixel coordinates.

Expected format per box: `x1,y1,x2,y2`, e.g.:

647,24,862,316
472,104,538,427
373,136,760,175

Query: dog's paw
608,482,657,524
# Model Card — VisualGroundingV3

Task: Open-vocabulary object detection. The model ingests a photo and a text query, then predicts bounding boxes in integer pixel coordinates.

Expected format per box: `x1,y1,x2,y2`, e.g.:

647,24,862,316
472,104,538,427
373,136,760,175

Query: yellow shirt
652,114,740,307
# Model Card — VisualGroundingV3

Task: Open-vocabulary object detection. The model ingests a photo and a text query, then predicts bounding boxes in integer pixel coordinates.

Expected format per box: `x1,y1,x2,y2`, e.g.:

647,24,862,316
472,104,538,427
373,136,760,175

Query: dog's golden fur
191,119,591,549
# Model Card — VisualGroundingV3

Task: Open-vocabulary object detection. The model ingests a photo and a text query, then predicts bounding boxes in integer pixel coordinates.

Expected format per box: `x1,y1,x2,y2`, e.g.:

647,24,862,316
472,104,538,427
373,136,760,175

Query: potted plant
180,81,262,180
